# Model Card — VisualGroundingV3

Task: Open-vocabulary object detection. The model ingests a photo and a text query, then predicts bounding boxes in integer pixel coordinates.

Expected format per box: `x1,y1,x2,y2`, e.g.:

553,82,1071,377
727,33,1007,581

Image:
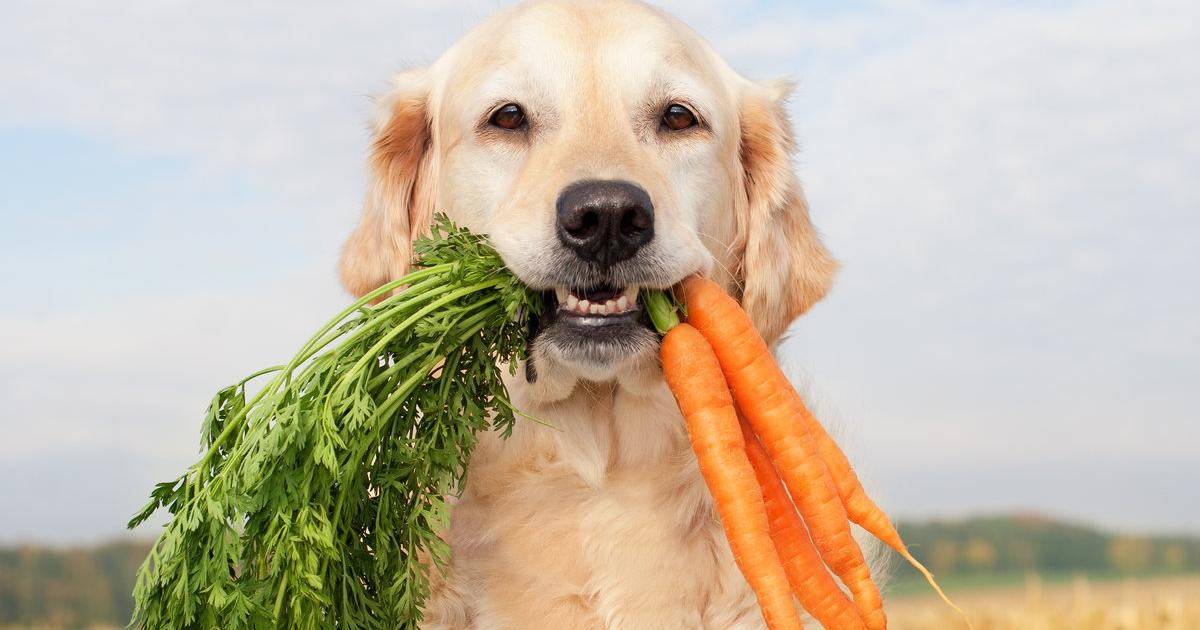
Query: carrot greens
128,216,540,629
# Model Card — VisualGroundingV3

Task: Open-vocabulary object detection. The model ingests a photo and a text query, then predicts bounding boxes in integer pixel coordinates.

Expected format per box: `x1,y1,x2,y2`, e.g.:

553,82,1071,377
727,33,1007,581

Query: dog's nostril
620,206,652,236
565,210,601,239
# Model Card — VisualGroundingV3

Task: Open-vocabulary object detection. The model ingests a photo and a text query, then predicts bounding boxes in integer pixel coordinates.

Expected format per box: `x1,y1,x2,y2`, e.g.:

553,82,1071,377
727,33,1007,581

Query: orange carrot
661,323,804,630
681,276,887,630
779,379,967,619
740,415,868,630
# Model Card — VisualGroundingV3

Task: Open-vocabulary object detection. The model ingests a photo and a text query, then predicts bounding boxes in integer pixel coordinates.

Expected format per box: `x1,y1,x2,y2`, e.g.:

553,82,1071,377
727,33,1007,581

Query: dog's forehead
436,0,718,108
498,0,698,60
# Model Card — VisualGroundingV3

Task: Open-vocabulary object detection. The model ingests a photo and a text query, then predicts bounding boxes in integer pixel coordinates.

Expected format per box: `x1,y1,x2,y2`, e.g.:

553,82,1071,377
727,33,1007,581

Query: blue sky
1,0,1197,543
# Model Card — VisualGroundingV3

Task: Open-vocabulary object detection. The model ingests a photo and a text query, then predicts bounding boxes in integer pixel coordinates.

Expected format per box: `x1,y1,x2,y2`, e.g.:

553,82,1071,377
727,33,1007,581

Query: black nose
556,180,654,267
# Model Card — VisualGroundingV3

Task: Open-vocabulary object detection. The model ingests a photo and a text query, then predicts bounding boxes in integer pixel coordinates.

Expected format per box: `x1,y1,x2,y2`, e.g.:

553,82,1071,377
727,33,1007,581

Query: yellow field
887,573,1200,630
4,575,1199,629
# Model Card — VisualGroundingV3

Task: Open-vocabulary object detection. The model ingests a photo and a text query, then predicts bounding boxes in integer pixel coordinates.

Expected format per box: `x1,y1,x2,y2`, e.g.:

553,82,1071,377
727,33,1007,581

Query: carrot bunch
648,277,966,630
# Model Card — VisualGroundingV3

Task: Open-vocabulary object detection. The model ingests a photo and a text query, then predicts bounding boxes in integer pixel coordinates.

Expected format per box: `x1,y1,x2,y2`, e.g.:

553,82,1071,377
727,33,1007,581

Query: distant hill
894,514,1200,578
0,538,150,628
1,516,1197,627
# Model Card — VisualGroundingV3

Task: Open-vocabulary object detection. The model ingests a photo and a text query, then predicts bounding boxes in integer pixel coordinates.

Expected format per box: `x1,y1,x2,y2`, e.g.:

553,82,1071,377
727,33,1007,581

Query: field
3,518,1198,628
886,573,1200,630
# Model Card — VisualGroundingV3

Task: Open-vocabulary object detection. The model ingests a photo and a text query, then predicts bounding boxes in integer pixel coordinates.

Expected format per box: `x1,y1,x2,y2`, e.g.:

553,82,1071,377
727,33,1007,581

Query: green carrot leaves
128,216,540,629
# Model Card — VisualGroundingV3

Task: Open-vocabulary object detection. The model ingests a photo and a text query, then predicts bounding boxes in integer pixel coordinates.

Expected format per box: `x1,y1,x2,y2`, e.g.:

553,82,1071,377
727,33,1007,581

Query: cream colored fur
339,1,858,627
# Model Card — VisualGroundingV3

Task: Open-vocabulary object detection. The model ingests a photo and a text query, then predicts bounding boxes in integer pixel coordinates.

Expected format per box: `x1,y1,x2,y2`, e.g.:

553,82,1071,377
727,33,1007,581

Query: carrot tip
900,549,974,630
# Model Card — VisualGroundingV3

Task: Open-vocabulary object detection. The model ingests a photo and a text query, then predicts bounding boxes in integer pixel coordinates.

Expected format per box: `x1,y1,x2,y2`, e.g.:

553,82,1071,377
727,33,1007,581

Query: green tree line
0,539,149,628
895,514,1200,578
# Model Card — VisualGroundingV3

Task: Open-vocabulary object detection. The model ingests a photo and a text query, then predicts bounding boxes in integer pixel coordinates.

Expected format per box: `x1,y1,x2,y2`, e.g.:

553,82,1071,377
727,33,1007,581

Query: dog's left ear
340,69,436,297
734,80,838,344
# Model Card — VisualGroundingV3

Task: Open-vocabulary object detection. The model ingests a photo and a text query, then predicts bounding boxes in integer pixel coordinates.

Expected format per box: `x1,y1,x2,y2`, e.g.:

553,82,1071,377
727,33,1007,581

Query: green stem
373,305,500,419
272,575,288,623
328,279,506,401
193,265,457,472
364,347,437,391
360,295,499,392
295,264,452,361
287,272,450,374
326,296,501,552
240,364,287,384
643,289,682,334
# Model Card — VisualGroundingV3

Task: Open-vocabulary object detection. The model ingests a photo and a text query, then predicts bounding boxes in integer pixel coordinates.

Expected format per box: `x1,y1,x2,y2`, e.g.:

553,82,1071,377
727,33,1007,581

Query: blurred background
1,0,1197,627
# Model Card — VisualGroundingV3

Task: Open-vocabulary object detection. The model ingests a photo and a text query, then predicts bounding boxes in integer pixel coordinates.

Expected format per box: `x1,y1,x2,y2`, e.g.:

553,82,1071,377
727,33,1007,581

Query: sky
1,0,1197,544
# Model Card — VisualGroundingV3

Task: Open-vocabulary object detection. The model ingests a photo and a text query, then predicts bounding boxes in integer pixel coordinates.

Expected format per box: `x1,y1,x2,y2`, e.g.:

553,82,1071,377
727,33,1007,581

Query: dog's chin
529,284,660,384
538,315,658,379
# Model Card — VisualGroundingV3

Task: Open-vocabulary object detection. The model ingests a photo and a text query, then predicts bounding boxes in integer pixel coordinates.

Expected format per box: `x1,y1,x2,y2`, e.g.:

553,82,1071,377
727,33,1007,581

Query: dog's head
341,0,836,394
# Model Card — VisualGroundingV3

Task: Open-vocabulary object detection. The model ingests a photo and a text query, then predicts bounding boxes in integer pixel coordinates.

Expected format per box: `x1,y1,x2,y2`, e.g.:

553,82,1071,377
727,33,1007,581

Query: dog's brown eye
662,104,697,131
490,104,526,130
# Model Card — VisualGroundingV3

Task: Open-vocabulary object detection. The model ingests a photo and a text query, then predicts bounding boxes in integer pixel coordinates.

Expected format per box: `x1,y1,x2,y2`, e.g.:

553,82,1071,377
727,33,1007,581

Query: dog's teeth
622,285,640,305
559,288,641,316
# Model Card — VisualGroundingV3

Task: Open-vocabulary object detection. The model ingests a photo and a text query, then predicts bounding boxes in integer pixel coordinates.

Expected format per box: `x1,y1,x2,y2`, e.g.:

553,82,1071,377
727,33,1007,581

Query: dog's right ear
733,80,838,344
340,70,435,297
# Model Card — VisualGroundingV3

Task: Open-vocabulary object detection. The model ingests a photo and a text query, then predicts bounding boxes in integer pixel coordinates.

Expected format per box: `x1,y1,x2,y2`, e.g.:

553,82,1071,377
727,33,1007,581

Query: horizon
2,0,1198,544
3,510,1197,551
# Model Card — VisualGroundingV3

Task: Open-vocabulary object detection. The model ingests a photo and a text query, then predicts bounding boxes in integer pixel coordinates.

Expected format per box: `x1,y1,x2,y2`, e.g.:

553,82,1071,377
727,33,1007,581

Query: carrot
778,380,969,621
680,276,887,630
661,323,804,630
740,415,867,630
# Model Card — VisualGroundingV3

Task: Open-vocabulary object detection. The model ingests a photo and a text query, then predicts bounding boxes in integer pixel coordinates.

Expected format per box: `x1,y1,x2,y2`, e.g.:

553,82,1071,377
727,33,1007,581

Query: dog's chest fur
421,380,767,630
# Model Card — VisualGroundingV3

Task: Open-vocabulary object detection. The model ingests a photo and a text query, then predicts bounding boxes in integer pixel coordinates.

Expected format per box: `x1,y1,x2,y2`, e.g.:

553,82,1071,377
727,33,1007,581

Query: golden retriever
340,0,840,627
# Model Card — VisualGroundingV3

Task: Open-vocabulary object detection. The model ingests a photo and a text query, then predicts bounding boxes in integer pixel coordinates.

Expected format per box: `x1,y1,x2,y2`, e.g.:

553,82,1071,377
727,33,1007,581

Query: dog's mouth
540,283,650,337
549,284,643,321
527,282,657,376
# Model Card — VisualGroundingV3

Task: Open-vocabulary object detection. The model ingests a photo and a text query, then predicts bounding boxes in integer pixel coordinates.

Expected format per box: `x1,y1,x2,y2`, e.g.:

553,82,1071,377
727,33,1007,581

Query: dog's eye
662,104,698,131
490,104,526,130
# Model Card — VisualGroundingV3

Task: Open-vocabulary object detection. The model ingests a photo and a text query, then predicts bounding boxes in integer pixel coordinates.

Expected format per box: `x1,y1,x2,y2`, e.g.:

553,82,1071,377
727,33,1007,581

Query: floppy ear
340,70,436,297
734,80,838,344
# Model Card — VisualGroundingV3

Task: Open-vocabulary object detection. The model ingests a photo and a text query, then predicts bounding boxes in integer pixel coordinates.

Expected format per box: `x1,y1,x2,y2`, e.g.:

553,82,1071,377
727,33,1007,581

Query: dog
339,1,840,627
